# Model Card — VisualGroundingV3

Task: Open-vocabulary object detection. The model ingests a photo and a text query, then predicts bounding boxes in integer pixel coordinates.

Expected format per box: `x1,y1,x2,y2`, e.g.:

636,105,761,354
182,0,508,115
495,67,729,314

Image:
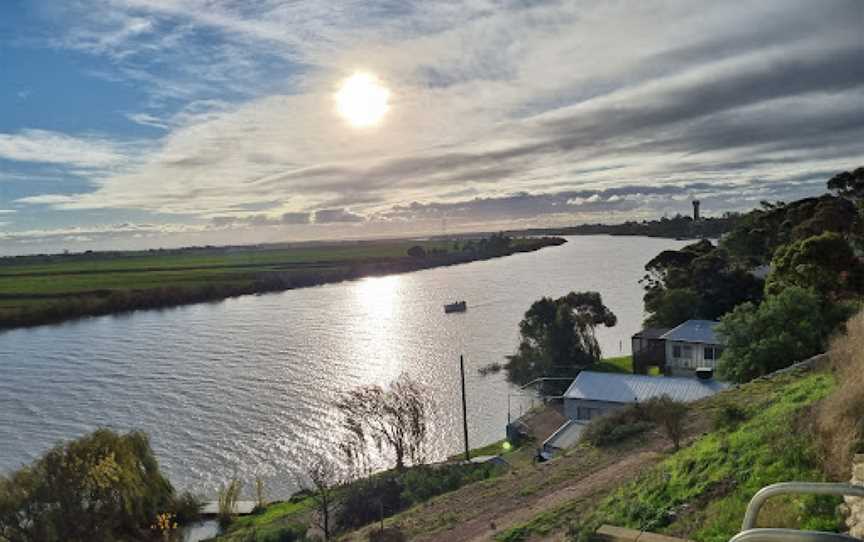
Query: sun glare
335,73,390,127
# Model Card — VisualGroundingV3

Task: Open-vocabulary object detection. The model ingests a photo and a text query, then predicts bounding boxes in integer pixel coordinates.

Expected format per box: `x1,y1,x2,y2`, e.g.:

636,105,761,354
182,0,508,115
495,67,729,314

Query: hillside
212,359,843,542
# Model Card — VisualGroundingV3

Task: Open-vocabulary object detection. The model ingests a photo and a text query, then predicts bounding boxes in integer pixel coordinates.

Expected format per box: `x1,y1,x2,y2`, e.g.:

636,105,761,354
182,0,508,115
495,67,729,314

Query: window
704,346,716,360
672,345,682,358
682,345,693,358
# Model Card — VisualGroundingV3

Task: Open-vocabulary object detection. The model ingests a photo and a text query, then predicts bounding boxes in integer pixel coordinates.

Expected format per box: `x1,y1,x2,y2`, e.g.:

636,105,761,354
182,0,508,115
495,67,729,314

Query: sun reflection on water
348,275,405,385
354,275,401,319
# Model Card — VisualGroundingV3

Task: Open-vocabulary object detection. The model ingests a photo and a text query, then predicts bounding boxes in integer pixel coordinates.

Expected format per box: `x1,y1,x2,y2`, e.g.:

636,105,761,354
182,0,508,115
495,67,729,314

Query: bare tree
337,375,429,471
301,456,342,541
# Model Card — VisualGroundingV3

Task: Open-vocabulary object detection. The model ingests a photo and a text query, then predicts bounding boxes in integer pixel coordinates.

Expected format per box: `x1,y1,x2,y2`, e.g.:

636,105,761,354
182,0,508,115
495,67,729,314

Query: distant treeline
510,213,739,240
0,236,565,330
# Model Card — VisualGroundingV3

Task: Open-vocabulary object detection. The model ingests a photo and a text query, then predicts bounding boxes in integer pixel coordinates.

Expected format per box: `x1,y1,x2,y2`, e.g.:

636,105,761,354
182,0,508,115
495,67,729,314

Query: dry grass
816,309,864,479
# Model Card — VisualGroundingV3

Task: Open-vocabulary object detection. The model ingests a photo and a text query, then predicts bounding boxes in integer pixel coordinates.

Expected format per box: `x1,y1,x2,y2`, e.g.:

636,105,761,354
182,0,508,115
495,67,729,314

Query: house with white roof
562,370,728,422
661,319,724,376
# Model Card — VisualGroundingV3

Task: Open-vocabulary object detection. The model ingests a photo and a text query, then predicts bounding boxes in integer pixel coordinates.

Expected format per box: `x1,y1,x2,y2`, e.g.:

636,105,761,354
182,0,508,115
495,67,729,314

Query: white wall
665,340,721,371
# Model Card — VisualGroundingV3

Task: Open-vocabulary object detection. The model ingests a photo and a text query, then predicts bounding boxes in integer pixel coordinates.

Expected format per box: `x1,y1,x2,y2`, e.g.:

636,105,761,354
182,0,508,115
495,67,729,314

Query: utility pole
460,355,470,461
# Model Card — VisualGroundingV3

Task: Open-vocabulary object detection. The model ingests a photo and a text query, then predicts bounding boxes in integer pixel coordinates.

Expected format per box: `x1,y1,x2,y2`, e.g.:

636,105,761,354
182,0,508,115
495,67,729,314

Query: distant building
661,320,724,376
562,370,727,422
693,200,701,221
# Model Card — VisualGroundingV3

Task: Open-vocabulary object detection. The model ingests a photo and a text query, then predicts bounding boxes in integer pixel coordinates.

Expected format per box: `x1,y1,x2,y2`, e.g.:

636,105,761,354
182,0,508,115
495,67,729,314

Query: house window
672,345,682,358
704,347,716,360
682,345,693,358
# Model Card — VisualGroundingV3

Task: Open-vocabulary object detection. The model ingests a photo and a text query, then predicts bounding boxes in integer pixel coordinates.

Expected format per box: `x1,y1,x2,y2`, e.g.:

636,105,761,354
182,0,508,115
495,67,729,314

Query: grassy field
0,236,564,329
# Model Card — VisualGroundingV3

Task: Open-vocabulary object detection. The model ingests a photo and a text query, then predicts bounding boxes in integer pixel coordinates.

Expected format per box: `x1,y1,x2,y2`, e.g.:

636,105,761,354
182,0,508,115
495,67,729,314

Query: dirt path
376,443,664,542
426,451,662,542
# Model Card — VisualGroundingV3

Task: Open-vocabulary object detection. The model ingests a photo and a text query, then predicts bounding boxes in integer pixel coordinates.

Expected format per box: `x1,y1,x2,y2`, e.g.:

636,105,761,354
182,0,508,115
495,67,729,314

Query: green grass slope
497,368,842,541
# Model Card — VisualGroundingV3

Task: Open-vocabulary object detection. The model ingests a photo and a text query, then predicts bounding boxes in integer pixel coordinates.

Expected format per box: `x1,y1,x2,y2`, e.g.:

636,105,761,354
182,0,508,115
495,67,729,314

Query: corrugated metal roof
564,371,728,403
661,319,722,344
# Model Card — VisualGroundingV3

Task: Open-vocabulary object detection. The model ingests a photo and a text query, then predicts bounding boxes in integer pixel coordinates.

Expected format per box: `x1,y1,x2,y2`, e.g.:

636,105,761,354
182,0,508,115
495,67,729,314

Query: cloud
0,129,130,168
314,208,365,224
126,113,170,129
6,0,863,250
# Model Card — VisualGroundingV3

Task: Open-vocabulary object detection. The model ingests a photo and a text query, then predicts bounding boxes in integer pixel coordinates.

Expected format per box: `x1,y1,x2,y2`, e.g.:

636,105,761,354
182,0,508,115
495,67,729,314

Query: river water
0,235,686,498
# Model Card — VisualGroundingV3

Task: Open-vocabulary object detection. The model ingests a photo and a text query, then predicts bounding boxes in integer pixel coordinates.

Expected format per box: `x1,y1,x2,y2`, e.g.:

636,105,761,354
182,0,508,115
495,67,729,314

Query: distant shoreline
0,236,565,331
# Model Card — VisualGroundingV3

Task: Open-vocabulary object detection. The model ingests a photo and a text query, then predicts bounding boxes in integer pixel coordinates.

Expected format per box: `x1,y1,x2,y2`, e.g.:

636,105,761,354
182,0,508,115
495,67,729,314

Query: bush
0,429,187,542
335,476,402,531
399,463,499,507
717,287,829,383
333,462,501,532
582,404,653,447
712,403,749,431
815,309,864,479
644,395,689,451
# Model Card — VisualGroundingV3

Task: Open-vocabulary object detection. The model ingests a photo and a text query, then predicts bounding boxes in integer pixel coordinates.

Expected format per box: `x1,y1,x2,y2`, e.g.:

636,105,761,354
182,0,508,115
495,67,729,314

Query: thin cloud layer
1,0,863,252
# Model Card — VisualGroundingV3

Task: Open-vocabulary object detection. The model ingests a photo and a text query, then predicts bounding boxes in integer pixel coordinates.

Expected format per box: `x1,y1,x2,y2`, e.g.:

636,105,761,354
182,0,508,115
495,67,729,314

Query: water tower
692,200,701,221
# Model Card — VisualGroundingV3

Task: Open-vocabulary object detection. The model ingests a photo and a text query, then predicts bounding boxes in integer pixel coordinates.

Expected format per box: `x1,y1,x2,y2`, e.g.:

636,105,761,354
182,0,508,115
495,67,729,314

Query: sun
335,73,390,127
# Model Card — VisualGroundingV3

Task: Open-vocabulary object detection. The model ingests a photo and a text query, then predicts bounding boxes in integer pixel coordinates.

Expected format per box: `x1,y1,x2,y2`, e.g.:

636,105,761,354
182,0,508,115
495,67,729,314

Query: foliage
641,240,763,328
581,397,687,450
766,232,864,300
505,292,617,390
827,166,864,202
558,213,740,240
0,429,196,542
643,288,700,329
644,396,689,451
334,462,500,532
218,478,243,528
711,403,748,431
337,375,429,471
589,355,633,374
570,373,838,540
717,287,851,382
815,309,864,479
581,404,653,447
716,287,828,383
721,194,859,266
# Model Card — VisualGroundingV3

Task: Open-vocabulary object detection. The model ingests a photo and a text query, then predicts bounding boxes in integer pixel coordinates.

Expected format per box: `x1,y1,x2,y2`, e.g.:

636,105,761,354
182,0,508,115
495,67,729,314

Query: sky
0,0,862,254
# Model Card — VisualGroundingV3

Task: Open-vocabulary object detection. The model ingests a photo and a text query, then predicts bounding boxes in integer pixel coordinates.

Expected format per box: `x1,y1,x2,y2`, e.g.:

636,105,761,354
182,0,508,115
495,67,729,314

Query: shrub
333,463,501,532
712,403,748,431
644,395,689,451
815,309,864,479
582,404,653,447
0,429,185,542
335,475,402,530
717,287,828,383
399,463,499,507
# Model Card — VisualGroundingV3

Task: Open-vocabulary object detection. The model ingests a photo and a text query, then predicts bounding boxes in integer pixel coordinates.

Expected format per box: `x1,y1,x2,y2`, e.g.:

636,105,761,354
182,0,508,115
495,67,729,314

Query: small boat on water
444,301,467,313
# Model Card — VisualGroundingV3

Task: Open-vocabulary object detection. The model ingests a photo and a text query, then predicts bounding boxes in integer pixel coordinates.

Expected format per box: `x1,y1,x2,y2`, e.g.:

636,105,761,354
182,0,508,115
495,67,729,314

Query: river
0,235,687,498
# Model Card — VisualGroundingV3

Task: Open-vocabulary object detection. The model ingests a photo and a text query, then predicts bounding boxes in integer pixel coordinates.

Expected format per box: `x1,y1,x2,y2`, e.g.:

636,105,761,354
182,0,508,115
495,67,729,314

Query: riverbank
0,235,565,330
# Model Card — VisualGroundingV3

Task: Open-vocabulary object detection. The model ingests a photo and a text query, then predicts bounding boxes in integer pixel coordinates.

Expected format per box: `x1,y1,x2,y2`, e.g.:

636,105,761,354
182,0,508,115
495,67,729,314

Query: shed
562,371,727,422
